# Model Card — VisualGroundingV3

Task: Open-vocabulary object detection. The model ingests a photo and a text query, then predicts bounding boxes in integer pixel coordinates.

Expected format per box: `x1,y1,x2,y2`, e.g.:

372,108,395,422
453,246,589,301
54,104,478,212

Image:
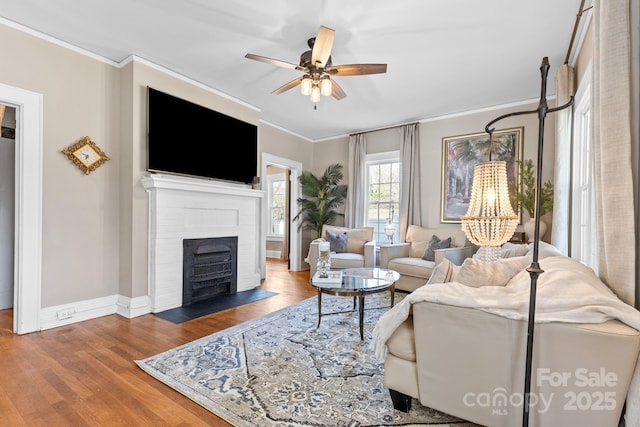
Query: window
571,62,598,272
366,152,400,244
267,173,286,237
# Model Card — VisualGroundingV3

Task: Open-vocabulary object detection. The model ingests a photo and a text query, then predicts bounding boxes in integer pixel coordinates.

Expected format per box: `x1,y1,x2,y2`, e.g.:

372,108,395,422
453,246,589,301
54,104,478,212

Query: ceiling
0,0,589,142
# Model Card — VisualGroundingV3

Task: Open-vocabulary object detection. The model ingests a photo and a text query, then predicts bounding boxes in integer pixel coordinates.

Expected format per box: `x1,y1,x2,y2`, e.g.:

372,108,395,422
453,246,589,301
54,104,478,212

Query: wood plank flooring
0,259,315,426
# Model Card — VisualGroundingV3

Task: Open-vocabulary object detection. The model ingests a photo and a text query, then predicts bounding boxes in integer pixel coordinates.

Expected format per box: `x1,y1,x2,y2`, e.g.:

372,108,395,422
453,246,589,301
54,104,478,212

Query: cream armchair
379,224,475,292
307,225,375,277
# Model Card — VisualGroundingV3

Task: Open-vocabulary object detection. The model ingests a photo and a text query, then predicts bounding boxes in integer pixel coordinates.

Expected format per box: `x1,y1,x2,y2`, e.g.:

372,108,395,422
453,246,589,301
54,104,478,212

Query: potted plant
293,163,348,238
511,159,554,241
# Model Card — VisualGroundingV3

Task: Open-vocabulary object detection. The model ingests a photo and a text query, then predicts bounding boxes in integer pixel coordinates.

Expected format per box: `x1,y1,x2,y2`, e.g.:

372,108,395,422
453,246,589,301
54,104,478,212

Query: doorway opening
261,153,303,274
0,83,44,335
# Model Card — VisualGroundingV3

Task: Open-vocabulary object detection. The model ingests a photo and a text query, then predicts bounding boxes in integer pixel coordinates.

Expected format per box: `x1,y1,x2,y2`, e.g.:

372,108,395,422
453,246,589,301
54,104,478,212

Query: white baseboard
39,294,152,331
117,295,152,318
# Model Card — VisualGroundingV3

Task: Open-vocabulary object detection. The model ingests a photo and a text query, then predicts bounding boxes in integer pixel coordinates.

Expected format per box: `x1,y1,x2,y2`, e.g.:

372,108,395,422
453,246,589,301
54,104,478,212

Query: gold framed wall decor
440,127,523,223
62,136,110,175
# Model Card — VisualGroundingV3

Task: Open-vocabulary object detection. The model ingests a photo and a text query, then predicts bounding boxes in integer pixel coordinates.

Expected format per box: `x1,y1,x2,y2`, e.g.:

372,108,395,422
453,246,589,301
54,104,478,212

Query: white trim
129,56,260,113
0,83,43,335
261,153,303,272
116,294,151,318
571,60,597,271
40,295,117,330
366,150,400,163
266,172,286,238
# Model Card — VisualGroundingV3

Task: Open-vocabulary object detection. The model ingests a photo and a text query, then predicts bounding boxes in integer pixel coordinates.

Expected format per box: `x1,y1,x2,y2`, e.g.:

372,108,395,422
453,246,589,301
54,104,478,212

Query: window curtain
280,168,290,262
592,0,635,306
399,123,421,242
345,133,367,228
550,65,576,255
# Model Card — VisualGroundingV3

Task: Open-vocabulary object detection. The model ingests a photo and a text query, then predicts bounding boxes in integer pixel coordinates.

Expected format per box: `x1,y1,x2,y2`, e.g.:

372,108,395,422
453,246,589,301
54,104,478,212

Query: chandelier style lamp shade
461,159,518,262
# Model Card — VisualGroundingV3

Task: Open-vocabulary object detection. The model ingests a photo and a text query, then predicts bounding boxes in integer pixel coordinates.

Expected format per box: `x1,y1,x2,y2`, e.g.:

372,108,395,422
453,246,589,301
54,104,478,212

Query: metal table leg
317,288,322,328
358,294,365,340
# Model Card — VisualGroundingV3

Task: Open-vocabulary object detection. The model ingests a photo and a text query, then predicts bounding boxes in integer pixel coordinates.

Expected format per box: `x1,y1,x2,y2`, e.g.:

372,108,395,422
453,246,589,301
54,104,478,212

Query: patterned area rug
136,292,468,426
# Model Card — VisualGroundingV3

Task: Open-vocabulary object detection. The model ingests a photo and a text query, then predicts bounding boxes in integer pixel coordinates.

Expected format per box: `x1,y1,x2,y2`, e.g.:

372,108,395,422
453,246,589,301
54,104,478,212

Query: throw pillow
422,235,452,261
500,242,530,258
427,258,460,284
455,256,530,287
326,230,348,253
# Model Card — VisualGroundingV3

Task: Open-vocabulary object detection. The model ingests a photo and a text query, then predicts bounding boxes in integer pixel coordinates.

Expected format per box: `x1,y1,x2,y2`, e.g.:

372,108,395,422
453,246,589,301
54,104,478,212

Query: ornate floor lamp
470,57,574,426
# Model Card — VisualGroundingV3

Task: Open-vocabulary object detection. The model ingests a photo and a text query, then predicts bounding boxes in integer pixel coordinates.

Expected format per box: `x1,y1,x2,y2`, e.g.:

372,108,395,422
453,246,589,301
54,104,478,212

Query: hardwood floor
0,259,315,426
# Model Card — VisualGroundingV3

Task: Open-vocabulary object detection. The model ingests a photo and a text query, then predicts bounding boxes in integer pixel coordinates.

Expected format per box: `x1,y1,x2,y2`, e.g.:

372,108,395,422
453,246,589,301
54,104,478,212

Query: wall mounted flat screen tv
147,87,258,184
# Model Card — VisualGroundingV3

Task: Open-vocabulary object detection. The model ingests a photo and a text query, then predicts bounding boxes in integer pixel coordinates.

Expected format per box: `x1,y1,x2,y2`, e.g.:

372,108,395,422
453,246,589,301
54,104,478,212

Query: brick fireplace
141,174,264,313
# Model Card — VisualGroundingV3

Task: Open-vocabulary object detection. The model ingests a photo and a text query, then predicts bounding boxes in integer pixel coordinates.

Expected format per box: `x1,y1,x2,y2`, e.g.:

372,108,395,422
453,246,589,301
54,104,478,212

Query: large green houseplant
293,163,348,238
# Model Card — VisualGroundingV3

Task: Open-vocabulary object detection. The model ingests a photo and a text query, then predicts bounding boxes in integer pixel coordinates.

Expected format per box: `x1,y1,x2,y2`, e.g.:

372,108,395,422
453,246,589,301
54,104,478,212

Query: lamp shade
320,77,332,96
384,222,395,237
300,77,312,96
461,160,518,248
310,85,321,103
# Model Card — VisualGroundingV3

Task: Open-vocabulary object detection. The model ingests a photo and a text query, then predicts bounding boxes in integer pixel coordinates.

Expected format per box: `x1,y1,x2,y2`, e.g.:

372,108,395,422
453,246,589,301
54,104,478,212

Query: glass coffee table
310,267,400,340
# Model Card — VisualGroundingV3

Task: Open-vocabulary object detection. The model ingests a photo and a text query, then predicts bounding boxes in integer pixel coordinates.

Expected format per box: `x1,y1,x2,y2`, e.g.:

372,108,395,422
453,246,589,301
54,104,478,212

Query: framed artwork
440,127,523,223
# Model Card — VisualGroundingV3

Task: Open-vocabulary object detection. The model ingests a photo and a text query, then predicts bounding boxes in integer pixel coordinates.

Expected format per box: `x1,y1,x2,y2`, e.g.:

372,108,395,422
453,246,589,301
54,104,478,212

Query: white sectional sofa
374,244,640,427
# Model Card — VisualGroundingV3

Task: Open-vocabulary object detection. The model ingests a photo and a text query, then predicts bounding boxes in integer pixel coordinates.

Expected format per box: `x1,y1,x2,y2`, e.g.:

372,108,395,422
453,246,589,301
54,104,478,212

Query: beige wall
0,23,121,307
575,20,594,86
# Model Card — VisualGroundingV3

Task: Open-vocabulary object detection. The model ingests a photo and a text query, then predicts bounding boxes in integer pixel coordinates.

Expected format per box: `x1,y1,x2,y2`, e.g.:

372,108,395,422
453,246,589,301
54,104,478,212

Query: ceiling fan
245,26,387,103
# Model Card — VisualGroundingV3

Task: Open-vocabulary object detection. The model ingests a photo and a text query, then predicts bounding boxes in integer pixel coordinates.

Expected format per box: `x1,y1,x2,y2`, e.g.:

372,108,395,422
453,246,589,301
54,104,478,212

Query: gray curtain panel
346,133,367,228
399,123,421,242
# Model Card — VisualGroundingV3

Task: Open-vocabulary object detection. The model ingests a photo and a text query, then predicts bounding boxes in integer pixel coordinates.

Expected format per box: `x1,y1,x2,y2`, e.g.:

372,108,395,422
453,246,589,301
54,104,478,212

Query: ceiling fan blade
311,26,335,68
245,53,306,72
272,77,303,95
327,63,388,76
330,79,347,100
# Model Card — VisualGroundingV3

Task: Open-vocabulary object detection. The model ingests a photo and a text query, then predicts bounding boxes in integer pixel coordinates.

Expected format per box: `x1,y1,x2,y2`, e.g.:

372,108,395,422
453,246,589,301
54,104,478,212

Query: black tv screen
147,87,258,184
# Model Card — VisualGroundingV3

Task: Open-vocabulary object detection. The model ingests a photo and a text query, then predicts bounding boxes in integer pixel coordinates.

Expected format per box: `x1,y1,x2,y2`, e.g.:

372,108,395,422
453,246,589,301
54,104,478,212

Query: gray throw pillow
422,235,451,261
326,230,348,253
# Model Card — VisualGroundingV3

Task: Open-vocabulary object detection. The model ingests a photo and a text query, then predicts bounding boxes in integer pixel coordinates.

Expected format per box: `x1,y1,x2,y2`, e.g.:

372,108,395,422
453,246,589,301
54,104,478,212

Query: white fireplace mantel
141,173,264,312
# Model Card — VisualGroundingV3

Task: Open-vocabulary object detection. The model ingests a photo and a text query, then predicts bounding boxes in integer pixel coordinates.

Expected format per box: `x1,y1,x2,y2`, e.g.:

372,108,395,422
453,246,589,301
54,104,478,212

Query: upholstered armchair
307,225,375,277
379,224,475,292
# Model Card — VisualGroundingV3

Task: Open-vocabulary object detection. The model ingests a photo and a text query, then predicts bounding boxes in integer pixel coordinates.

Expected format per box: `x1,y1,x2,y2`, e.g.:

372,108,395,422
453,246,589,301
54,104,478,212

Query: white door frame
261,153,303,272
0,83,43,334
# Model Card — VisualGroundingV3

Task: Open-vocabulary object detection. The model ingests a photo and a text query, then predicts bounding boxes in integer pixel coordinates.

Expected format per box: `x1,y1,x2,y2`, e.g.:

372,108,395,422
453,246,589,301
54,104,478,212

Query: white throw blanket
372,256,640,425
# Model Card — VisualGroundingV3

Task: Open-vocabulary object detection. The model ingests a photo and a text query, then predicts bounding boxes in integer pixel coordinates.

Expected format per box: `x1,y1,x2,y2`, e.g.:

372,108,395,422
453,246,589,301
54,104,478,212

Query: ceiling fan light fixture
310,85,321,103
245,25,387,104
300,76,312,96
320,77,332,96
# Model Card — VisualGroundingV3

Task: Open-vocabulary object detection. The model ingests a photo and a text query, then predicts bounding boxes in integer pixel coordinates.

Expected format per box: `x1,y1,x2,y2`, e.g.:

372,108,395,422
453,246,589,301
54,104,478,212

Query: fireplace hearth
183,237,238,306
